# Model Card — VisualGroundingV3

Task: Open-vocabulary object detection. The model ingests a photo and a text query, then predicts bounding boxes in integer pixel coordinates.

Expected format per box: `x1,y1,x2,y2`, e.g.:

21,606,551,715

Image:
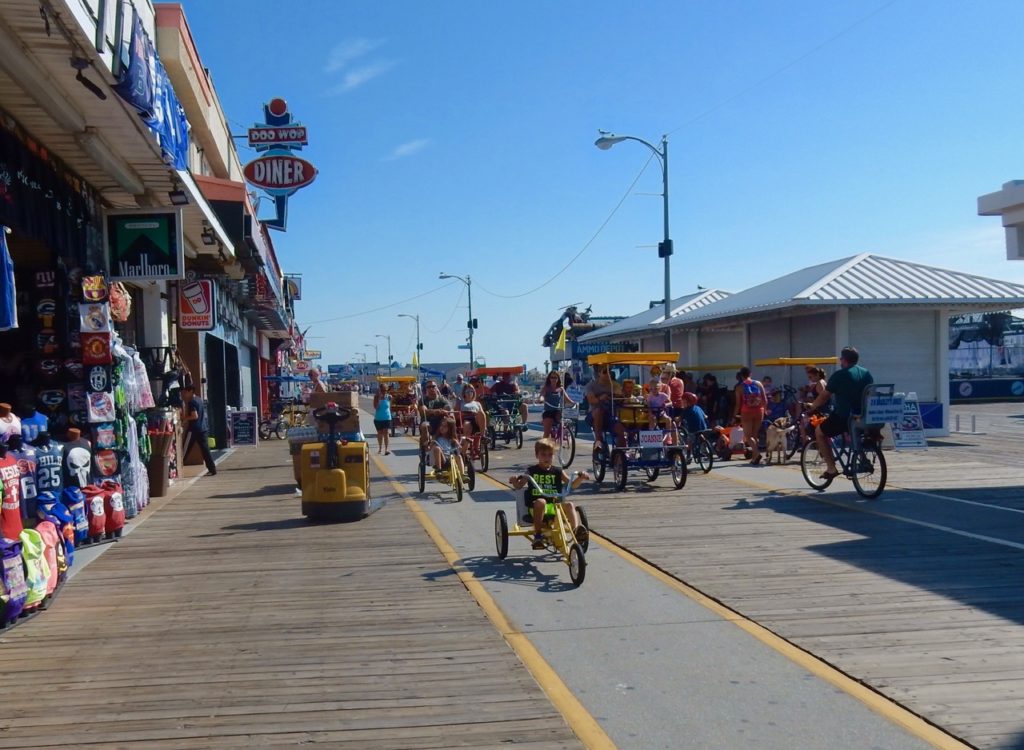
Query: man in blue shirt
806,346,873,480
181,385,217,476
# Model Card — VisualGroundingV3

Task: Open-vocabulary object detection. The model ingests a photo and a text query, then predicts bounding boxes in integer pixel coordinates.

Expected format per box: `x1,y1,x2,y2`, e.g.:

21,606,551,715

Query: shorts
373,419,391,430
542,408,562,421
819,413,847,438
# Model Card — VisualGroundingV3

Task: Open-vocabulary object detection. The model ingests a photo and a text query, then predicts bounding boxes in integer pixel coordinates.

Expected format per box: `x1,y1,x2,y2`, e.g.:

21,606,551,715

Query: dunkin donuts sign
178,279,215,331
244,97,317,232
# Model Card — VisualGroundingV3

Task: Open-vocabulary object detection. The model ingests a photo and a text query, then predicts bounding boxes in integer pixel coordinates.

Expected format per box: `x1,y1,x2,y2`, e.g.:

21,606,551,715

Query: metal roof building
582,253,1024,435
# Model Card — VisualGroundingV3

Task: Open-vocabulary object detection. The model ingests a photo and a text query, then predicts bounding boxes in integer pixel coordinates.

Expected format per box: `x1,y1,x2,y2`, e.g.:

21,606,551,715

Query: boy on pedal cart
510,438,589,550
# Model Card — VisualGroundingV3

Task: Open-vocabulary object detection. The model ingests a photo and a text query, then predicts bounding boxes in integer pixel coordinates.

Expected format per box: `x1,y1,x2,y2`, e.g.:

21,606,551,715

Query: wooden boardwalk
561,402,1024,750
0,444,583,749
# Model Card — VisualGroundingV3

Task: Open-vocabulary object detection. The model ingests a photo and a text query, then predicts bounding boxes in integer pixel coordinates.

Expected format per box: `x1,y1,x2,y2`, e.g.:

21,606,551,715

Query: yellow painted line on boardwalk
369,452,617,750
476,465,971,750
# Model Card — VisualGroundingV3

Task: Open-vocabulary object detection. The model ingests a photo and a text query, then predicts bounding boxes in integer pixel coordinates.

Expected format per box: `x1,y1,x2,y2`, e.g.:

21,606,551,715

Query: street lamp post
364,343,379,376
375,334,392,369
596,131,673,351
398,313,421,372
439,272,474,369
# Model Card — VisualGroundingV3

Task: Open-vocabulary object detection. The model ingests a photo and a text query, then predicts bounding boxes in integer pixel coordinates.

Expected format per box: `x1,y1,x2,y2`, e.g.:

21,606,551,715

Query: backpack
0,537,28,625
60,488,89,545
742,379,764,409
81,485,107,543
34,520,63,595
19,529,50,610
100,481,125,537
36,501,74,568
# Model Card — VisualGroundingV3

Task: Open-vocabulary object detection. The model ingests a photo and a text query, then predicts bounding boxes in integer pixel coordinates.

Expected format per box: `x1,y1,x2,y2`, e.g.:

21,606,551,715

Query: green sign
105,209,185,281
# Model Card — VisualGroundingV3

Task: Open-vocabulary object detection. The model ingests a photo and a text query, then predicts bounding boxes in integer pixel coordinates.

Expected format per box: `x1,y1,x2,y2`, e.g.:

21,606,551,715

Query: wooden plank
0,443,583,750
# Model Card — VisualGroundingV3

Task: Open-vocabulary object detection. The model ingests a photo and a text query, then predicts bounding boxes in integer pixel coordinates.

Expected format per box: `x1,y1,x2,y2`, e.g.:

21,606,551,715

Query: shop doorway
204,335,227,447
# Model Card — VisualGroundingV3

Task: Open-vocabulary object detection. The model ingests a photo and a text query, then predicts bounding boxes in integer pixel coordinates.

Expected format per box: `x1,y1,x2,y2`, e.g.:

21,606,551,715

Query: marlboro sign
105,208,185,282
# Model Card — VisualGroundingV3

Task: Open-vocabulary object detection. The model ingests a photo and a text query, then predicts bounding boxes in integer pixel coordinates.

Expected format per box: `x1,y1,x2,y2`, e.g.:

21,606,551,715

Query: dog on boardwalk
765,417,795,465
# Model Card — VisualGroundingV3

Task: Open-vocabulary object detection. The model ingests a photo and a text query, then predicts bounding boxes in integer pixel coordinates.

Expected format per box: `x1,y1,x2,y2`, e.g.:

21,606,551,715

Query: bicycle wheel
515,428,523,449
800,442,834,491
466,459,476,492
696,435,714,474
612,451,628,492
576,506,590,553
479,440,490,472
417,453,426,494
454,472,463,503
592,445,606,484
785,429,801,460
851,445,887,499
488,427,497,451
494,510,509,559
558,426,576,469
568,543,586,586
669,450,688,490
644,466,659,482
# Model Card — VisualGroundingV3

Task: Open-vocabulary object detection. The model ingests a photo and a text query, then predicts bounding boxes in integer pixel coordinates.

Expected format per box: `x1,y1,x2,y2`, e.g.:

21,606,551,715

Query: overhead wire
303,281,457,325
474,153,656,299
665,0,901,136
423,286,465,334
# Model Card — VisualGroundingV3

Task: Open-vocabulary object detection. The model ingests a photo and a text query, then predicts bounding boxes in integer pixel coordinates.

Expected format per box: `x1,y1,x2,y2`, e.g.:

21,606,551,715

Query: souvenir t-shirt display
0,405,21,443
62,431,92,489
9,443,37,521
0,452,23,540
33,438,64,495
20,410,48,444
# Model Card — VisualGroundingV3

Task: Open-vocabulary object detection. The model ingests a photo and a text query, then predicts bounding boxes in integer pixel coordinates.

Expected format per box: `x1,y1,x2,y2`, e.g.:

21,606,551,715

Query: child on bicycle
429,417,465,479
646,377,671,428
510,438,589,550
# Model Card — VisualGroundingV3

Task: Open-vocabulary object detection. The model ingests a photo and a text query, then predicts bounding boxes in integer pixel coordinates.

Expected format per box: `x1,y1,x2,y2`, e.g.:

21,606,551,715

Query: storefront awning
176,169,234,259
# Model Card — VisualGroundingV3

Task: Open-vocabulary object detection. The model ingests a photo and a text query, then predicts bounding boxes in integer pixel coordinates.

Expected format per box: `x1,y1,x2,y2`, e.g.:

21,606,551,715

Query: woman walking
733,366,768,465
373,383,393,455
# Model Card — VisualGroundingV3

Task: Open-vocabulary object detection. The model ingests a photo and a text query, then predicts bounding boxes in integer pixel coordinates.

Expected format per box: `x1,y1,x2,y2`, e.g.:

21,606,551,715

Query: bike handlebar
516,472,587,500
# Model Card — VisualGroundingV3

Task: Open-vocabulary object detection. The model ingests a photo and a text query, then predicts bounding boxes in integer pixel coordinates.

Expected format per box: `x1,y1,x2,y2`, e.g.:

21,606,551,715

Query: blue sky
181,0,1024,370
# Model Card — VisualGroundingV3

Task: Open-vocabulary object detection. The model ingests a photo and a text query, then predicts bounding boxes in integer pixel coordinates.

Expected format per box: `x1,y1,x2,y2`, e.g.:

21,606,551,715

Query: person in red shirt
661,364,685,424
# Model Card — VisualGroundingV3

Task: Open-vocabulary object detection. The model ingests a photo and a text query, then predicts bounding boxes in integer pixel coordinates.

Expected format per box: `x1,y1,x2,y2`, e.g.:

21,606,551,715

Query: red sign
178,280,216,331
248,126,308,147
294,360,310,374
243,156,317,192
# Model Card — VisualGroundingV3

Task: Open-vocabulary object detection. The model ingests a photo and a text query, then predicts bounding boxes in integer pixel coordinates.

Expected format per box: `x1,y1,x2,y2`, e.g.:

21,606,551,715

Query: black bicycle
800,418,887,499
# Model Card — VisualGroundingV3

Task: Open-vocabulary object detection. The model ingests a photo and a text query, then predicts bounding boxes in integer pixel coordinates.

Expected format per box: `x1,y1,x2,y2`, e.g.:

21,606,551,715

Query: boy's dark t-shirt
526,463,563,501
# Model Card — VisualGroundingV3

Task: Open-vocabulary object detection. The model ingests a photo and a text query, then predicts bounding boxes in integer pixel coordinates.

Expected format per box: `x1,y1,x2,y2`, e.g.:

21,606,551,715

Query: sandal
819,469,840,480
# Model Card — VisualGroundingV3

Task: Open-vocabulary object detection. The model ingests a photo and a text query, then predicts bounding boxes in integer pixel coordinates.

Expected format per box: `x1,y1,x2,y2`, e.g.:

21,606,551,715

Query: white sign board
638,430,664,446
865,392,904,425
891,392,927,449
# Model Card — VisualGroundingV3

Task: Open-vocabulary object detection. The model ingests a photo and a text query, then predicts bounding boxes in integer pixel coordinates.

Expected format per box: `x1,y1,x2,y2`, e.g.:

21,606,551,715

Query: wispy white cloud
325,60,399,95
383,139,430,161
325,38,383,73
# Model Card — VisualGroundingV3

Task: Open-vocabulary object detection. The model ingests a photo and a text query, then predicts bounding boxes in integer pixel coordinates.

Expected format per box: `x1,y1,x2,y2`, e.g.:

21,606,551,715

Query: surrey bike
494,473,591,587
475,366,528,450
799,384,891,499
588,352,687,492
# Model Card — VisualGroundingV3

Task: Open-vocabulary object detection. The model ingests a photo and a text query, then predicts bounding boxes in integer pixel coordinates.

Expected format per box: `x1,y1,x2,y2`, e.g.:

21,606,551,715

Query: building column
834,306,850,352
141,282,171,348
935,308,950,436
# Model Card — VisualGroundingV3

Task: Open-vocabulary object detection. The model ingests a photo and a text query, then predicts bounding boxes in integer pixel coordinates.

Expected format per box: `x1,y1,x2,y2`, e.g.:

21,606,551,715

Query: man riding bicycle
490,372,529,431
418,381,453,454
804,346,873,480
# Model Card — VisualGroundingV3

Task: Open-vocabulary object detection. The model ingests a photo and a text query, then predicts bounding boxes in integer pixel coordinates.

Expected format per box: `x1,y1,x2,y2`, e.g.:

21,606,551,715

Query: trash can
147,456,170,498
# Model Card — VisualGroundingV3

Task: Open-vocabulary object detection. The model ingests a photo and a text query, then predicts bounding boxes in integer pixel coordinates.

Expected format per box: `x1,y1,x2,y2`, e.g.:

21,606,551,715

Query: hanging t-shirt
62,438,92,489
0,453,23,540
10,446,37,519
20,412,49,444
0,230,16,332
0,413,21,443
34,440,64,495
